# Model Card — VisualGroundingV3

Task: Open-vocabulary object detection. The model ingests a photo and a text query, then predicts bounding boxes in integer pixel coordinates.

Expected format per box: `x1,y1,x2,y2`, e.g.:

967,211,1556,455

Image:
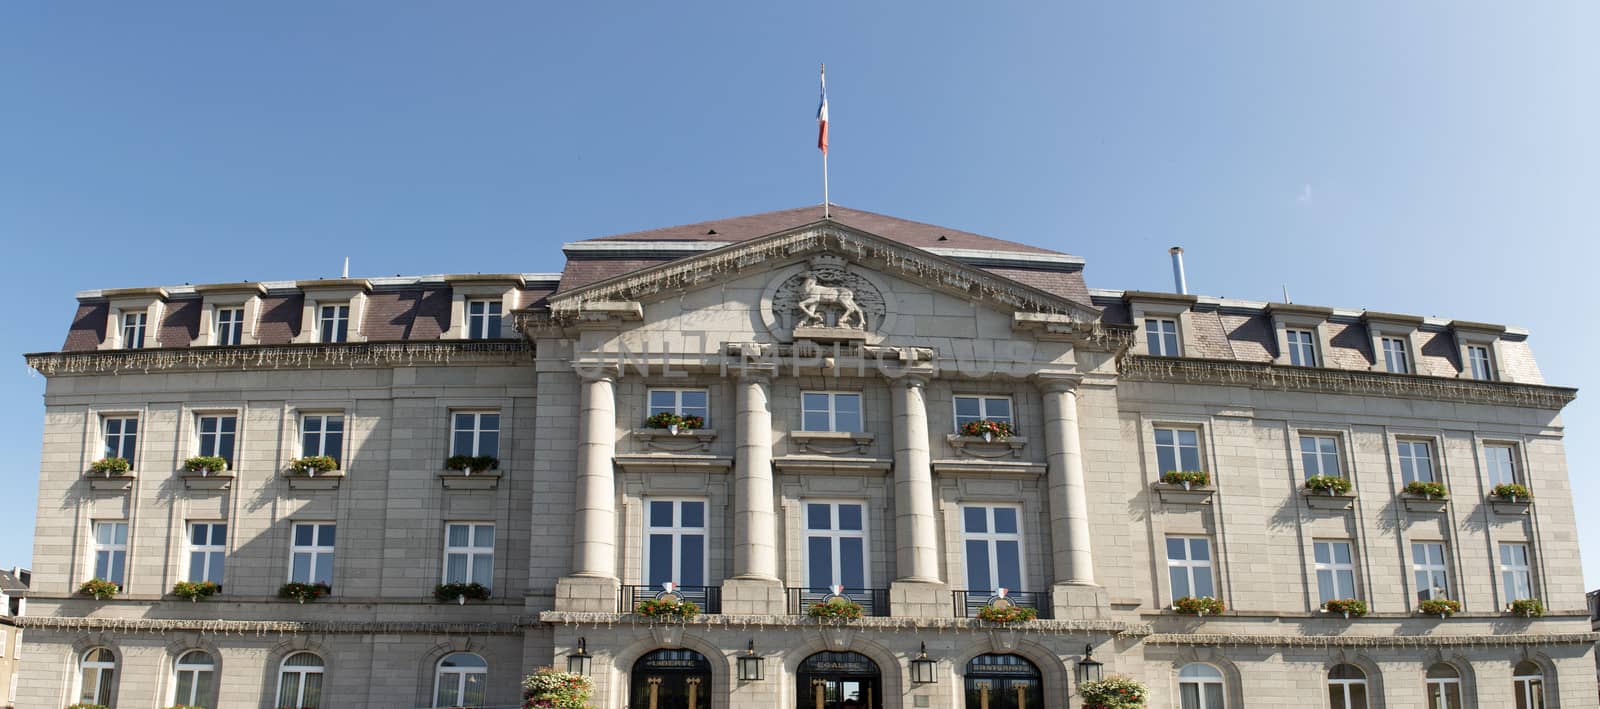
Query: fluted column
892,375,941,583
733,371,778,580
571,373,618,578
1041,376,1095,585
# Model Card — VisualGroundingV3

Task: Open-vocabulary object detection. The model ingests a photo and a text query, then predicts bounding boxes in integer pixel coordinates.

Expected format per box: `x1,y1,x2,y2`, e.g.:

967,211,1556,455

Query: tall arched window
78,647,117,706
172,650,216,708
1177,663,1224,709
1513,661,1545,709
1326,664,1369,709
1424,663,1461,709
276,652,325,709
434,653,488,708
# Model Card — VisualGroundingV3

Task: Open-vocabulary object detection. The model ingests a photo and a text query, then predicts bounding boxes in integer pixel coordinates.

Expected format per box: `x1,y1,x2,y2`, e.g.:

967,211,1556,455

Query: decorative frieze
538,610,1152,637
26,340,532,376
15,615,528,636
1145,631,1600,649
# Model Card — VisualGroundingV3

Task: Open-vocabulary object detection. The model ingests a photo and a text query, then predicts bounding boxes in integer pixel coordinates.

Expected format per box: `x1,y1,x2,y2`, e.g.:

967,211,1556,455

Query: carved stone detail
769,256,885,340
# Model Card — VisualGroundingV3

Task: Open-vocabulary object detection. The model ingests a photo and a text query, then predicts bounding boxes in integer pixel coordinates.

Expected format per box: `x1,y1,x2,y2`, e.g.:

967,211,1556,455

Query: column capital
1034,373,1084,394
887,372,932,389
572,363,617,383
733,365,776,382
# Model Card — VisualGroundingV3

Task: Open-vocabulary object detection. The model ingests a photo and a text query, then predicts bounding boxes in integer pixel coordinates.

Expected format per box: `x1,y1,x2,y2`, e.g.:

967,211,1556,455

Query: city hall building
14,205,1595,708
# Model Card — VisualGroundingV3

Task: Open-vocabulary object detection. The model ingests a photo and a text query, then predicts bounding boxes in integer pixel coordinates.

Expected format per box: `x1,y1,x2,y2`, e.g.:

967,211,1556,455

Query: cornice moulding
15,615,528,635
1145,632,1600,648
538,611,1151,636
25,341,532,376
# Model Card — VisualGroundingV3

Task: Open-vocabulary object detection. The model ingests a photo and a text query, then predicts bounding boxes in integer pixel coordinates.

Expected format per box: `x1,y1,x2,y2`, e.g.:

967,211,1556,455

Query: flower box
1172,595,1225,616
1509,598,1545,618
808,599,865,621
635,597,699,621
285,456,343,490
78,578,120,600
434,582,491,605
959,419,1015,442
1321,598,1368,618
1301,489,1355,511
182,456,229,474
976,604,1038,624
1152,482,1214,506
633,428,719,452
945,433,1028,459
172,580,220,602
1418,598,1461,618
1489,484,1534,515
1401,481,1449,512
644,412,705,435
278,581,331,604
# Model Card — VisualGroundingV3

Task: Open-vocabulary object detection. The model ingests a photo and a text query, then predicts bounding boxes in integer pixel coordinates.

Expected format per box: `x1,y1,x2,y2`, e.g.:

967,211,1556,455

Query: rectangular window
92,521,129,586
1382,337,1410,374
805,502,867,592
1412,542,1450,602
1166,536,1215,599
648,389,710,425
1499,543,1533,602
187,522,227,585
1286,329,1317,367
1314,540,1357,604
121,311,146,349
466,299,503,339
1299,434,1342,480
1486,444,1519,486
289,523,336,586
1146,318,1180,356
1154,427,1202,473
1398,440,1436,484
801,391,862,433
450,412,500,458
644,500,706,587
214,307,245,345
962,505,1024,592
443,523,495,590
195,414,237,467
300,414,344,465
953,395,1013,430
317,304,350,343
1466,345,1494,381
102,416,139,465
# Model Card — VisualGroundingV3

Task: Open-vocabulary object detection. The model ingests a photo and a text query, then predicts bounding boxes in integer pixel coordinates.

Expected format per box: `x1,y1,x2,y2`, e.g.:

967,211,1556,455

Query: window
1425,663,1462,709
1500,543,1533,602
317,303,350,343
1398,440,1436,484
92,521,129,587
953,395,1013,430
466,299,502,339
1177,663,1224,709
1513,661,1545,709
1286,329,1317,366
276,652,324,709
1314,540,1357,604
801,391,861,432
962,506,1024,593
78,647,117,706
103,416,138,465
1466,345,1494,381
1412,542,1450,602
121,311,146,349
290,523,335,586
187,522,227,585
1155,427,1202,473
1299,435,1341,480
1486,444,1519,486
214,307,244,346
805,502,867,592
195,414,236,468
1326,664,1368,709
645,500,706,588
0,629,6,658
172,650,216,709
300,414,344,465
450,412,500,458
444,523,495,590
648,389,710,424
1146,318,1180,356
1166,536,1215,599
434,653,487,708
1381,337,1410,374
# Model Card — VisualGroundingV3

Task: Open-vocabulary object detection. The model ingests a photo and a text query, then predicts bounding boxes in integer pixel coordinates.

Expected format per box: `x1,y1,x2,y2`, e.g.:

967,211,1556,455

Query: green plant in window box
445,455,500,473
434,581,491,604
644,412,704,432
287,455,339,475
182,455,229,474
1403,480,1449,499
1160,470,1210,489
960,419,1015,441
976,603,1038,624
1078,675,1148,708
1510,598,1545,618
164,704,206,709
172,580,219,602
1418,598,1461,618
77,578,120,600
277,581,331,604
66,704,111,709
634,597,699,620
1172,595,1225,616
87,457,131,476
1304,475,1353,495
807,599,865,621
1491,483,1533,501
1321,598,1368,618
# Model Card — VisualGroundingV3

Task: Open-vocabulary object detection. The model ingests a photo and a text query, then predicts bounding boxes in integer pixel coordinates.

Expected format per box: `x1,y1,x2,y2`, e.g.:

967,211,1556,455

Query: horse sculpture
796,274,867,329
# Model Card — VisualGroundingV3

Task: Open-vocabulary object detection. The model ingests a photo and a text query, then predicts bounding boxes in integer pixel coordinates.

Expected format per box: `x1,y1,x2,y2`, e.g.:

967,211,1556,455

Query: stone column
889,374,946,618
722,368,784,614
1040,375,1108,619
556,372,620,612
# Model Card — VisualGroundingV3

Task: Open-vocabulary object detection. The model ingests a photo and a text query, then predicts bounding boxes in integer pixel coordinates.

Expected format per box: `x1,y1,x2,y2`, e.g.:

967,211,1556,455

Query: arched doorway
796,651,882,709
964,654,1043,709
630,649,711,709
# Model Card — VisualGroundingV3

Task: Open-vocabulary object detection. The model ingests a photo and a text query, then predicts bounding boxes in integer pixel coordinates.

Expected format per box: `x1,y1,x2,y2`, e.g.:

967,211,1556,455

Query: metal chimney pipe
1169,246,1188,294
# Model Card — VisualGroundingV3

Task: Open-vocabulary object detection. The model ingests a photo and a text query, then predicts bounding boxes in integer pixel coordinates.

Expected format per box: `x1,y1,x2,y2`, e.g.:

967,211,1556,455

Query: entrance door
964,654,1044,709
631,649,711,709
796,652,882,709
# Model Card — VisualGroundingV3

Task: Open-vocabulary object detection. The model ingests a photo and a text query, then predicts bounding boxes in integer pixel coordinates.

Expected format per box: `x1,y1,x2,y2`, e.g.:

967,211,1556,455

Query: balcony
619,585,721,615
952,589,1052,619
786,587,890,617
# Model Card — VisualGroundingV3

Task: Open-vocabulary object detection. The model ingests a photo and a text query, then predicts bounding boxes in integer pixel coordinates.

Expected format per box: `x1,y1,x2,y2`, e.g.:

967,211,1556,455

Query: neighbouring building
14,205,1594,708
1,567,29,709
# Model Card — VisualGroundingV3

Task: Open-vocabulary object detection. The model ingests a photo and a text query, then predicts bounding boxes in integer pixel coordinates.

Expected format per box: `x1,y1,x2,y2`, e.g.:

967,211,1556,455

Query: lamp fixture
1075,643,1103,684
566,637,592,676
910,642,937,684
737,639,764,681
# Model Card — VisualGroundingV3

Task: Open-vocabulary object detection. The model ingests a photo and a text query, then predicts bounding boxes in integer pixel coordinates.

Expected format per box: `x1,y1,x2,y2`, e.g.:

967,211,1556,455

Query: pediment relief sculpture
765,255,888,342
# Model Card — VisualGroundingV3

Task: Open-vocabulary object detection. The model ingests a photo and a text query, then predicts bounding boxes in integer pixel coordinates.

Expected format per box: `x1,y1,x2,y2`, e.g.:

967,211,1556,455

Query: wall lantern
567,637,592,676
1075,643,1103,684
737,639,764,681
910,642,937,684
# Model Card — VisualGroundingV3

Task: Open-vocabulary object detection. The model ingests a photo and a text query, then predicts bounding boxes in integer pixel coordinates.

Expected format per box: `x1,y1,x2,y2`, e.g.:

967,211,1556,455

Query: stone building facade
1,567,28,709
14,205,1595,708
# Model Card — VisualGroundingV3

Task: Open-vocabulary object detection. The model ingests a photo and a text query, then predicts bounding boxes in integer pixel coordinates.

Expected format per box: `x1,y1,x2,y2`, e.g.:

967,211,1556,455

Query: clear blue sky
3,3,1596,584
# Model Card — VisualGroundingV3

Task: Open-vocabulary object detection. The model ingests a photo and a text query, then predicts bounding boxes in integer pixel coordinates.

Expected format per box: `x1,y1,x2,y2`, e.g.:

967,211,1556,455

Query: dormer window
318,304,350,343
1145,318,1180,357
466,300,503,339
214,307,245,346
120,312,147,350
1466,345,1493,381
1286,329,1318,367
1381,337,1410,374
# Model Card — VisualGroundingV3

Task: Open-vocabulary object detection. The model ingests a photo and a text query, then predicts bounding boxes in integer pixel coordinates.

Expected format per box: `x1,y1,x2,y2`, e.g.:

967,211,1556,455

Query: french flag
817,67,829,155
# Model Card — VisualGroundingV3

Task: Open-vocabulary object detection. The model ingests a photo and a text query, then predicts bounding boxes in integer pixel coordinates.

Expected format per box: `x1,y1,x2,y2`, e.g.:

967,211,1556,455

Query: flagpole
821,63,830,219
823,152,830,219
